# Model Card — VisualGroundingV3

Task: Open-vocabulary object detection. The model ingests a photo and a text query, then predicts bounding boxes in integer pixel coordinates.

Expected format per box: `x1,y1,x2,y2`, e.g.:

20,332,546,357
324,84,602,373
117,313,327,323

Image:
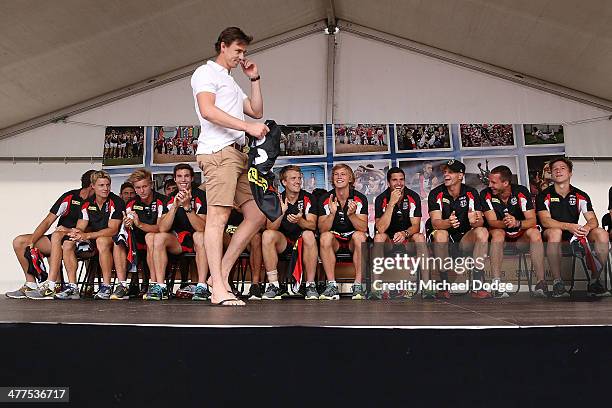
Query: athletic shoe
143,284,162,301
319,282,340,300
192,285,211,301
532,280,548,298
262,284,282,300
54,285,80,300
110,284,129,300
587,280,611,297
127,283,141,299
6,284,36,299
94,284,112,300
493,289,509,299
351,283,366,300
471,290,493,299
175,284,196,299
161,286,169,300
305,283,319,300
435,290,451,300
552,280,569,298
25,282,54,300
248,283,263,300
422,289,436,300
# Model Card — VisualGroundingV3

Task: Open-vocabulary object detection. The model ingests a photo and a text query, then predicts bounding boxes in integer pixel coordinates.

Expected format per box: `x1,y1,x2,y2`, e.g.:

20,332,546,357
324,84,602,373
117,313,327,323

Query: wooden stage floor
2,293,612,328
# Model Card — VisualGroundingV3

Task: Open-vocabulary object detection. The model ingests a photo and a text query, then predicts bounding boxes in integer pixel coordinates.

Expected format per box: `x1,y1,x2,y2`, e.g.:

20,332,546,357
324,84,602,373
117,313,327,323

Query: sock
354,280,361,286
69,283,78,289
266,270,278,283
120,281,128,287
25,282,37,289
159,283,167,289
306,281,315,287
271,281,280,288
329,280,337,286
47,280,56,290
197,282,208,289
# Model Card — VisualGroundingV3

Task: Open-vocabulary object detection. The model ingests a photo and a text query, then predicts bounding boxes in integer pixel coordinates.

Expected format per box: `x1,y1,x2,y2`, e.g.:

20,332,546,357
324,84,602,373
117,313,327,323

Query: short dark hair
490,165,513,183
81,169,96,188
215,27,252,54
120,182,134,193
164,179,177,189
173,163,194,177
549,157,573,172
386,167,405,182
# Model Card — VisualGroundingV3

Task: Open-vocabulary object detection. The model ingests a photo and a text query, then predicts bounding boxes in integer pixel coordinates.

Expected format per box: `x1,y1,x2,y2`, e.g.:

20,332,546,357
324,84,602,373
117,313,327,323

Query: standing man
536,158,610,297
481,166,547,298
427,160,490,299
191,27,269,306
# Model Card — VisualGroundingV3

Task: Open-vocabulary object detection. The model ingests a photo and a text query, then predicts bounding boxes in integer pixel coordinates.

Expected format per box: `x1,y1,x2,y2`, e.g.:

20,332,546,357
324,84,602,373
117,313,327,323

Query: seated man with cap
427,160,490,299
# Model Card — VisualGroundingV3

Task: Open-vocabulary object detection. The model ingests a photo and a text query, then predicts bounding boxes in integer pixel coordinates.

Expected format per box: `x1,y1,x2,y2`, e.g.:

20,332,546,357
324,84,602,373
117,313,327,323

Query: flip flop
211,297,246,307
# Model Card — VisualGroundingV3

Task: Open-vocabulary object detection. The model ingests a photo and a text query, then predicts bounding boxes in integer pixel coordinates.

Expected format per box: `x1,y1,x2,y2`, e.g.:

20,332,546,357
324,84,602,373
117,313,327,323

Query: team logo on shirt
88,206,98,211
510,197,518,206
133,205,144,210
491,198,500,203
71,200,81,205
459,197,467,208
297,201,304,212
569,195,576,206
550,197,560,202
402,199,408,210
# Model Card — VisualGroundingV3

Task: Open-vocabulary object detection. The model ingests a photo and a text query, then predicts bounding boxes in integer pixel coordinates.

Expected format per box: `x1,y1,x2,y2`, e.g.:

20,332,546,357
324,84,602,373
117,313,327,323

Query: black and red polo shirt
375,187,422,235
279,189,318,241
164,187,207,233
427,183,483,234
536,185,593,224
49,189,91,229
481,184,533,237
319,188,368,235
79,192,125,232
126,191,166,241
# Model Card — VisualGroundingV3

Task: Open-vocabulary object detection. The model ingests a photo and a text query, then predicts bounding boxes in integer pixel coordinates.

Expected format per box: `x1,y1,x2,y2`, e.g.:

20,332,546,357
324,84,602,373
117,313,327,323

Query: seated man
164,179,178,196
119,182,136,204
64,171,125,300
223,208,262,300
148,164,208,301
261,165,319,300
536,158,610,297
481,166,547,298
373,167,429,298
9,170,95,299
318,164,369,300
110,169,166,300
427,160,490,299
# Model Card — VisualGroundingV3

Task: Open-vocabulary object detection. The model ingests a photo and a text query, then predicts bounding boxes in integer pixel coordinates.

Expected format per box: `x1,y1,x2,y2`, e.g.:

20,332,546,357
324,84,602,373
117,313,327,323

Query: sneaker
587,280,611,297
552,280,570,298
471,289,493,299
305,283,319,300
435,290,451,300
6,284,37,299
110,284,129,300
55,285,80,300
192,285,212,301
25,282,55,300
493,290,509,299
422,289,436,300
143,284,162,301
161,286,169,300
351,283,366,300
319,282,340,300
175,284,196,299
262,284,282,300
94,284,112,300
127,283,141,299
532,280,548,298
248,283,263,300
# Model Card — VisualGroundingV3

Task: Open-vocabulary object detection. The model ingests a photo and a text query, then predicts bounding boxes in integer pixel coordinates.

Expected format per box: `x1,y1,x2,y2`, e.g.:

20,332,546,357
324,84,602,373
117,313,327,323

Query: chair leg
569,257,577,293
515,254,523,294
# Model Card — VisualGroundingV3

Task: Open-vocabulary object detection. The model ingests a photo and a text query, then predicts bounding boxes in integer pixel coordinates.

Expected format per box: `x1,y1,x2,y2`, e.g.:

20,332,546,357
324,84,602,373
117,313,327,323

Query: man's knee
193,231,205,249
374,233,388,243
433,230,448,243
473,227,489,242
62,240,76,251
490,229,506,243
262,229,277,246
96,237,113,252
352,231,367,245
590,227,609,243
525,228,542,242
319,232,335,248
302,230,316,247
544,228,562,242
12,234,29,249
411,233,425,243
145,233,156,246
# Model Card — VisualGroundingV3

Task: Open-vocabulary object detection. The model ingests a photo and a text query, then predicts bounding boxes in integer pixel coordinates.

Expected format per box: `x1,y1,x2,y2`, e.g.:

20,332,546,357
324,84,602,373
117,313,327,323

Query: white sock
329,280,337,286
47,280,56,290
197,282,208,289
69,283,78,289
306,281,315,286
266,270,278,283
270,281,280,288
159,283,167,289
25,282,37,289
120,281,128,287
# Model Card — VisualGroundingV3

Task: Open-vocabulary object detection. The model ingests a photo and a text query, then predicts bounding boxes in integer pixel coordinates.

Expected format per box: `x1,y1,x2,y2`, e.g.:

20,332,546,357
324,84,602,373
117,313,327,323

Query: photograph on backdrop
272,163,327,193
152,126,199,164
336,160,391,235
398,158,451,230
462,156,519,192
395,124,452,151
523,124,564,146
152,172,202,196
333,124,390,155
459,124,515,149
102,126,145,167
279,124,325,157
526,154,565,200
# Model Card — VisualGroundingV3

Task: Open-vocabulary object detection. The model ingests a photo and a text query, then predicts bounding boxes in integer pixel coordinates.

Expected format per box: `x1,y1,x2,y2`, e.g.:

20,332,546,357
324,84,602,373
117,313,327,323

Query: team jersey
79,192,125,232
164,186,207,233
319,188,368,234
480,184,533,236
279,190,318,241
125,191,166,241
428,183,484,234
375,187,422,236
536,185,593,224
49,189,91,229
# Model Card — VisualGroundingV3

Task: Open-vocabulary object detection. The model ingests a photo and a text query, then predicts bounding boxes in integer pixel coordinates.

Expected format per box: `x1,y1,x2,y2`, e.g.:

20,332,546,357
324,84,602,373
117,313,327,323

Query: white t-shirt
191,60,248,154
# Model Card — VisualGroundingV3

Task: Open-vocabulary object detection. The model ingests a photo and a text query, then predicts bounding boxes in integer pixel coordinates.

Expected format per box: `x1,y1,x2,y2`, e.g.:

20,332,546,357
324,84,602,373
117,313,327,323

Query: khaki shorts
197,146,253,207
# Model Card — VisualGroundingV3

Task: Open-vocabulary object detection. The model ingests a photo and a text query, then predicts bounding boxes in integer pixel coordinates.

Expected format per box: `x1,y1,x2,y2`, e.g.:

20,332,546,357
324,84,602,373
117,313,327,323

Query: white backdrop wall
0,30,610,291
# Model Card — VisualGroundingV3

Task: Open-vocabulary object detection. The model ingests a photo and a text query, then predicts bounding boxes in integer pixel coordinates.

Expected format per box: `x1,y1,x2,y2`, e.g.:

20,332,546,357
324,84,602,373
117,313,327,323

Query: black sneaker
552,280,569,298
587,280,611,297
262,284,282,300
248,284,262,300
110,284,129,300
532,280,548,298
304,283,319,300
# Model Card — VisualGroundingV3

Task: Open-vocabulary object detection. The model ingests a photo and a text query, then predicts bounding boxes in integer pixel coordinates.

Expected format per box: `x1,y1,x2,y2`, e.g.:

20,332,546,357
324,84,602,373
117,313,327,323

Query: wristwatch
404,230,410,239
250,75,261,82
184,206,192,213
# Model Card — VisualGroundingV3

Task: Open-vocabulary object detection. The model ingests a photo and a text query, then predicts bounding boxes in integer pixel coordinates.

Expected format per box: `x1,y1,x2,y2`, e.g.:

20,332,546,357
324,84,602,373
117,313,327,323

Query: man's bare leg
489,229,506,280
12,234,52,283
204,205,237,304
192,231,210,284
302,231,319,283
319,232,340,281
96,237,114,285
543,229,562,280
